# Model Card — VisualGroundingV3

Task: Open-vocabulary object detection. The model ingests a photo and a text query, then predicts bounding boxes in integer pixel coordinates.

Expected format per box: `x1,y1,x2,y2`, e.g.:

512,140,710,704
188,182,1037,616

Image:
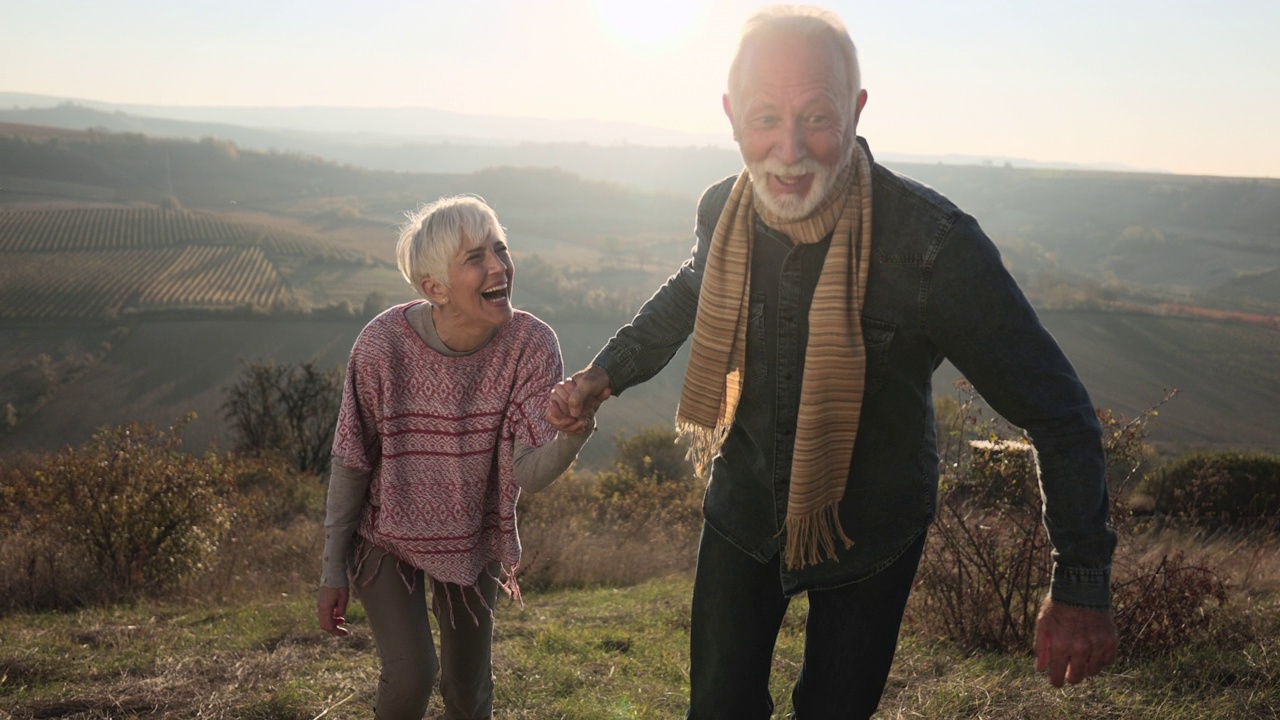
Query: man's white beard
748,141,855,221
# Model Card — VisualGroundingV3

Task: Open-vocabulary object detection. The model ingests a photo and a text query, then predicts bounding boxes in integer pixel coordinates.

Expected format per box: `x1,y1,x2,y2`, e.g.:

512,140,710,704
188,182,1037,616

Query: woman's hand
317,586,351,637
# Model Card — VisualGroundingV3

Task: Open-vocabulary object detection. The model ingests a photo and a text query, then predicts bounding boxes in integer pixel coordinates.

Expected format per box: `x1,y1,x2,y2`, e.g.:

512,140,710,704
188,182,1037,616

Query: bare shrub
221,359,341,474
1112,551,1227,658
911,382,1048,651
909,381,1174,653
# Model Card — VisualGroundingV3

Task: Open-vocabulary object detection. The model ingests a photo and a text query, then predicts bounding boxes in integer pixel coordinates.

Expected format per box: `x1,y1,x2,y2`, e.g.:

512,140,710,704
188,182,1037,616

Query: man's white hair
395,195,506,298
726,5,861,117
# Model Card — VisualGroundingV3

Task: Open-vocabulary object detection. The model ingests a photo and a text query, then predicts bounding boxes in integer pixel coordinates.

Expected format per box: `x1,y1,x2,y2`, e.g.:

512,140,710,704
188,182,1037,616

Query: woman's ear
420,276,448,305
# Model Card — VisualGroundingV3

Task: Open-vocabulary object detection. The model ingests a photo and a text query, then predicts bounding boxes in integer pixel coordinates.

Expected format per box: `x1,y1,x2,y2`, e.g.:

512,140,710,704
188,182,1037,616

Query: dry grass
515,469,704,591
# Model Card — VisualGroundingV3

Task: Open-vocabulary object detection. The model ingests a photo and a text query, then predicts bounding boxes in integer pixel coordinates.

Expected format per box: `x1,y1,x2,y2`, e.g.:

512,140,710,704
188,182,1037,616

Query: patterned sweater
330,303,562,587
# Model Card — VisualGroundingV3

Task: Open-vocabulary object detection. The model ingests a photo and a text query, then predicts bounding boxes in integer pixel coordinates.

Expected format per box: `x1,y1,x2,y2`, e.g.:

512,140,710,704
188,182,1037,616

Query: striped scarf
677,143,873,569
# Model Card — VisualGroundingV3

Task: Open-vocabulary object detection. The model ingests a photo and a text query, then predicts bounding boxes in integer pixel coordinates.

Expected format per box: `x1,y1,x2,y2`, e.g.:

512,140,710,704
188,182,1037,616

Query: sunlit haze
2,0,1277,178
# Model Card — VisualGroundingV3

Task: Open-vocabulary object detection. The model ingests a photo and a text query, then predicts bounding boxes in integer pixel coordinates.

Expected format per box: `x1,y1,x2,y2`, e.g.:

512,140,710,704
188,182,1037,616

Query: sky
2,0,1278,179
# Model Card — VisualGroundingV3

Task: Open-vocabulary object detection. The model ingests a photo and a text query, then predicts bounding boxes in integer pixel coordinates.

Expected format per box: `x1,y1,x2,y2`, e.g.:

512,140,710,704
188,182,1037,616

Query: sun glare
591,0,710,53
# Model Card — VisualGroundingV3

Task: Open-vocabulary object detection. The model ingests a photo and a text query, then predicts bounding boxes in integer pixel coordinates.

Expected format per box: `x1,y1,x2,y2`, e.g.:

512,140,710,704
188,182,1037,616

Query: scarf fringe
677,416,731,480
784,501,854,569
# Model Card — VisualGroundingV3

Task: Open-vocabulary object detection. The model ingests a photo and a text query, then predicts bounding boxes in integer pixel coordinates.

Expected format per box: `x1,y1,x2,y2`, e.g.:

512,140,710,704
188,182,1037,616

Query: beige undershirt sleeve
513,427,592,492
319,303,593,587
320,462,369,588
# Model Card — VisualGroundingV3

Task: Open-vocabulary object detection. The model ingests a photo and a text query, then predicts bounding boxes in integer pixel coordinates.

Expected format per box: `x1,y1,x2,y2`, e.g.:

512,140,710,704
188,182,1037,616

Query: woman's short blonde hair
395,195,506,297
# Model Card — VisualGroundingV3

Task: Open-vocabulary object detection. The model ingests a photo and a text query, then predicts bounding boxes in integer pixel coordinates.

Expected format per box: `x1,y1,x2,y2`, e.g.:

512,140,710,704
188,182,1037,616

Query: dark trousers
356,548,498,720
687,524,927,720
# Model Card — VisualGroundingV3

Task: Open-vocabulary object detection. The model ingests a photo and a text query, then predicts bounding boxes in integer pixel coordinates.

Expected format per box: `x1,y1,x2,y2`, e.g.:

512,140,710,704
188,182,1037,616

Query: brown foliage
0,417,324,614
0,416,237,610
519,470,702,590
910,381,1213,658
1112,551,1227,658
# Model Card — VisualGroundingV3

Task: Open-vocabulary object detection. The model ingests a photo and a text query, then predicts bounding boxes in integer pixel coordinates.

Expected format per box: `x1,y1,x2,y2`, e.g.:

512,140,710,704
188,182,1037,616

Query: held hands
317,586,351,637
1034,596,1117,687
546,366,613,434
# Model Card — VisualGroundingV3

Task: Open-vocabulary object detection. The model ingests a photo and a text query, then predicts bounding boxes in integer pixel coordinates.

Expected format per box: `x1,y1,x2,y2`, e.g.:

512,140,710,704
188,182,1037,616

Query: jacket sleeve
591,177,733,392
924,212,1116,609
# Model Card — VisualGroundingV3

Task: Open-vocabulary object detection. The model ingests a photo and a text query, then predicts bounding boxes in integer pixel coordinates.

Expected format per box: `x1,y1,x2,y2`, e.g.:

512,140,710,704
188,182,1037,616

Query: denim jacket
593,139,1116,608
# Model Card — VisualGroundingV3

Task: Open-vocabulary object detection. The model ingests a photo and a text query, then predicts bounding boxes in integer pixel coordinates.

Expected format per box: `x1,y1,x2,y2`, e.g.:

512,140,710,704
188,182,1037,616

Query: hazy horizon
3,0,1278,179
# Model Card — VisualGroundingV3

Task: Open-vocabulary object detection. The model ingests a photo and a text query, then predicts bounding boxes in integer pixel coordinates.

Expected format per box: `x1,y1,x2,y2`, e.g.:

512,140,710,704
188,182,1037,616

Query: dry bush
910,382,1187,654
1112,550,1227,658
188,461,328,603
0,419,325,614
912,498,1051,652
1112,523,1280,663
0,416,241,611
518,426,703,591
910,382,1052,651
518,466,703,591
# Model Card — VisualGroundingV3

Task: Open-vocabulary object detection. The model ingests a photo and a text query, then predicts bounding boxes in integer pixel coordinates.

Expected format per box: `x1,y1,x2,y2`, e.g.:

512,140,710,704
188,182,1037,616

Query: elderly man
548,6,1117,718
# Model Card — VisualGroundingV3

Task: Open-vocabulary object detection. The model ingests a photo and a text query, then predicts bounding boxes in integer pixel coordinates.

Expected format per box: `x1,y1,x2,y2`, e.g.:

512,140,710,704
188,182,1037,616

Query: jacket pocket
861,317,895,396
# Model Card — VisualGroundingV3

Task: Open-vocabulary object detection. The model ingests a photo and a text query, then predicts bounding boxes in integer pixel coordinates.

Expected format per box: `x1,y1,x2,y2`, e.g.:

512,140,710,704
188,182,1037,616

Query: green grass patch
3,575,1278,719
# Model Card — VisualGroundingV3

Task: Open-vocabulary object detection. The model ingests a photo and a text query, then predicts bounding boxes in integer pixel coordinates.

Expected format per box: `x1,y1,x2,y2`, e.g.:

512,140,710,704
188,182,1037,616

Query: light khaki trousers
356,547,499,720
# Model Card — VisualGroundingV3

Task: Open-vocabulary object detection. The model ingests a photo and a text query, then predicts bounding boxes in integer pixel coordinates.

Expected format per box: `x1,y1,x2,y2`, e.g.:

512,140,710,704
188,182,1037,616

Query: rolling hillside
1,306,1275,468
0,123,1276,462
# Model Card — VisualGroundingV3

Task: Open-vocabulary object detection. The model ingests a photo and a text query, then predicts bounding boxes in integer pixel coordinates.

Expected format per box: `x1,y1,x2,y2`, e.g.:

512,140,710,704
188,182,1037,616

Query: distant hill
898,163,1280,307
0,98,1172,198
0,122,1276,462
5,124,1278,309
0,92,730,147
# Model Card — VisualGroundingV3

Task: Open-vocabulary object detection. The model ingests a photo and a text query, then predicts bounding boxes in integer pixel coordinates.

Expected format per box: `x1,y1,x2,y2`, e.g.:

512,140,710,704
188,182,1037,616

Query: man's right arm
550,257,702,428
589,176,730,392
550,177,733,429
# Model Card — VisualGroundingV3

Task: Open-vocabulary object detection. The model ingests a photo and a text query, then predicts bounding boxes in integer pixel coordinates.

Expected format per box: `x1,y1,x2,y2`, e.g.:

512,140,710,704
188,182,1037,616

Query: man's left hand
1034,596,1117,687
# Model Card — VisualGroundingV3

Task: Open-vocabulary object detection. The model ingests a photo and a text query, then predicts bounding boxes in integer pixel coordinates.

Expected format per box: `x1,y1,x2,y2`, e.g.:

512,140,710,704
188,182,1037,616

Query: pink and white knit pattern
332,302,562,588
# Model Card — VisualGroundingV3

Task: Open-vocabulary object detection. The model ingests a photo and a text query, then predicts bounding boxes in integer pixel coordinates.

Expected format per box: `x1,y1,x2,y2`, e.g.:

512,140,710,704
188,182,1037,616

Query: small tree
222,361,288,457
222,360,342,474
597,426,693,497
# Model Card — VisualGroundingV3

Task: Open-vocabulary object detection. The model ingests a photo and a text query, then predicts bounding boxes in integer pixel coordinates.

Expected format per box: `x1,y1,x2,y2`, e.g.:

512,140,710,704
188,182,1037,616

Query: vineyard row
0,247,285,320
0,207,363,261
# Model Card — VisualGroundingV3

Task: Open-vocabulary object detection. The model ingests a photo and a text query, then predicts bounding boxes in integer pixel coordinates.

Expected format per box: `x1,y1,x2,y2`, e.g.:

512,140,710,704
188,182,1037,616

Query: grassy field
2,528,1278,720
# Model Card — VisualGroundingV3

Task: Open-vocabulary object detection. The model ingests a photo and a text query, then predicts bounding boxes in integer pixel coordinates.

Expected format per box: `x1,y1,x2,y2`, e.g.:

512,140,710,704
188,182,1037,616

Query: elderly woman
316,195,593,719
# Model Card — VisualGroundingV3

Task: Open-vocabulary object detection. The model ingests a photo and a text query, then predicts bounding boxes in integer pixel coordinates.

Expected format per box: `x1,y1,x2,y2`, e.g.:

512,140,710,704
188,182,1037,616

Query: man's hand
318,586,351,637
547,366,612,434
1034,596,1117,687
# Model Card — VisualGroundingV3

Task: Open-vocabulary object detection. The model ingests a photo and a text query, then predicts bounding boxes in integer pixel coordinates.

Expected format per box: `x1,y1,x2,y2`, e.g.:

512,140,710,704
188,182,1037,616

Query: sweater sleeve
507,318,564,449
331,341,382,472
